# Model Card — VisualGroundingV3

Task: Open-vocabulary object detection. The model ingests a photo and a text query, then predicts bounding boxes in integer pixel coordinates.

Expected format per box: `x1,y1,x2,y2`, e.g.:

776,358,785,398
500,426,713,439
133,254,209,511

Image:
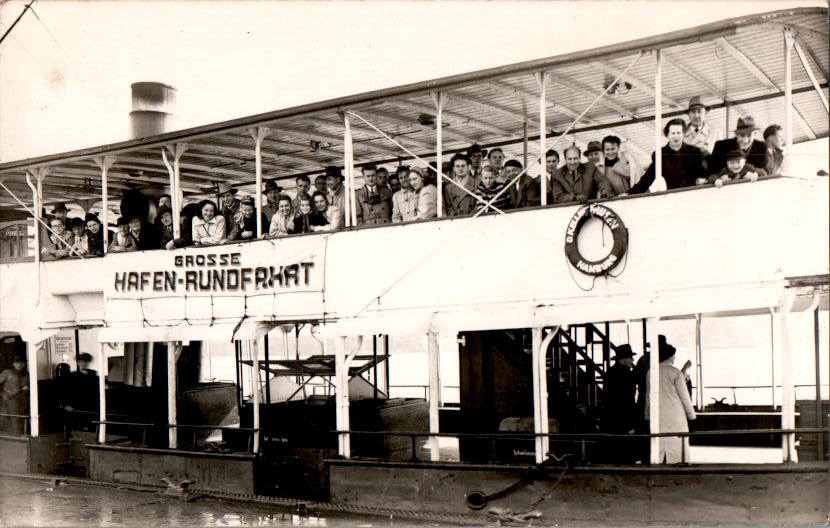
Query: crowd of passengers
41,97,787,259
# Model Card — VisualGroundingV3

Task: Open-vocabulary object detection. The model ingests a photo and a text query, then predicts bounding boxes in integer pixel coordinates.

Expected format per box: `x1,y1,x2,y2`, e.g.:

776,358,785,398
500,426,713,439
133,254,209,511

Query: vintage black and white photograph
0,1,828,526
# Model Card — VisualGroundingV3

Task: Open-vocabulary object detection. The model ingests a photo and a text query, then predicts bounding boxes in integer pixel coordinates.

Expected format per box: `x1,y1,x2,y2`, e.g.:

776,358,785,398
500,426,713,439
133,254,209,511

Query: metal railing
0,412,31,436
93,420,258,454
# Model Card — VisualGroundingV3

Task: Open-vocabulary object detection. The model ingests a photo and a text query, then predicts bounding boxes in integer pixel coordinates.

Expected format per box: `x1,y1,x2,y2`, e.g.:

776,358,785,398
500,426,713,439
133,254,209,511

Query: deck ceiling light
603,76,633,95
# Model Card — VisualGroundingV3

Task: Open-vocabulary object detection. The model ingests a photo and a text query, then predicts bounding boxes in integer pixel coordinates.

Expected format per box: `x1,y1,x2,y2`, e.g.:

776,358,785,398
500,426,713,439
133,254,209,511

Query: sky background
0,0,827,170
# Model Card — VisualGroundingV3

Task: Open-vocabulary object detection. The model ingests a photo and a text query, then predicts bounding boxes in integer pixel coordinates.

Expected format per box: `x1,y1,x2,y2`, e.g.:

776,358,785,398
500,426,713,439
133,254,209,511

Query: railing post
167,341,177,449
695,314,703,410
427,332,441,461
97,342,107,444
653,49,665,192
252,339,261,454
26,341,39,437
335,335,349,458
93,157,115,250
647,317,661,464
814,307,824,461
249,127,270,238
343,113,356,228
775,292,797,462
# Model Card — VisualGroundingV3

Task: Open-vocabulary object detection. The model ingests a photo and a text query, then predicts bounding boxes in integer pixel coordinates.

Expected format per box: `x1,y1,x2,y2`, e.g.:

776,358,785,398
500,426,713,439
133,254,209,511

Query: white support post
531,327,555,464
774,293,797,462
25,171,42,302
334,336,350,457
26,341,39,437
695,314,703,410
431,92,444,217
94,156,116,250
647,318,661,464
97,342,107,444
167,341,177,449
252,339,261,454
343,113,355,228
427,332,441,461
249,127,270,238
536,72,548,205
653,50,665,192
162,146,186,239
783,29,794,175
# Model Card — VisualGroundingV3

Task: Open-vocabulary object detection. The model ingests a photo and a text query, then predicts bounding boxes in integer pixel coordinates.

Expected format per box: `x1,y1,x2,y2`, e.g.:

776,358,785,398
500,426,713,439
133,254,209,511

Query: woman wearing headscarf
646,335,696,463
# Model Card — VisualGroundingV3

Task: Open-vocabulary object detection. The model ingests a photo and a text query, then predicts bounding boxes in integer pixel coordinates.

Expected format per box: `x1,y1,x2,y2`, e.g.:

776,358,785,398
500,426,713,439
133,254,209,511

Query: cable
0,0,35,47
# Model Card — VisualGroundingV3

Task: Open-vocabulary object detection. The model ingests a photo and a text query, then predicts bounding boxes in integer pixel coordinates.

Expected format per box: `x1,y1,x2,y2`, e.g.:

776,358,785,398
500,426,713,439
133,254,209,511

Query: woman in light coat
646,335,696,463
408,166,437,221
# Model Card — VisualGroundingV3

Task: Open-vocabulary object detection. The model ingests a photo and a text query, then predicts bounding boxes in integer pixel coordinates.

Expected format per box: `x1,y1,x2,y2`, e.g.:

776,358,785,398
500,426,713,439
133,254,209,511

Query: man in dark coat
707,116,766,176
602,344,639,462
128,216,161,251
629,118,706,194
551,146,612,203
504,159,540,209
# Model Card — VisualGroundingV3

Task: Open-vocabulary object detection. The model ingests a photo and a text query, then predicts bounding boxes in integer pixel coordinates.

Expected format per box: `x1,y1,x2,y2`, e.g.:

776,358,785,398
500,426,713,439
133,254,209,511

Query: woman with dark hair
192,200,226,245
409,167,437,221
628,118,706,194
289,194,329,234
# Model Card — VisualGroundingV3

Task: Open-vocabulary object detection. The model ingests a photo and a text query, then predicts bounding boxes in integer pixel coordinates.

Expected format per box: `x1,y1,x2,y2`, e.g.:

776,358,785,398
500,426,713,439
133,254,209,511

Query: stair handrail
552,328,606,379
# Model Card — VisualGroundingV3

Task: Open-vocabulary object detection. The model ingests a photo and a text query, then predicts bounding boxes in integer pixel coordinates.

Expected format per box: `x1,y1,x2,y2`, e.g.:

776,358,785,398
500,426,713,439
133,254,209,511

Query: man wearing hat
0,354,28,434
62,352,99,432
602,344,638,439
645,335,696,464
108,216,138,253
217,182,242,230
50,203,72,230
708,115,766,176
261,179,282,223
684,96,719,155
325,166,346,230
585,141,604,167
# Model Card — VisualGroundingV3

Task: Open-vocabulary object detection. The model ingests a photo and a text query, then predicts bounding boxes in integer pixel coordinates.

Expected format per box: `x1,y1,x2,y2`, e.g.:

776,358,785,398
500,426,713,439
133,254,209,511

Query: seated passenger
262,180,282,222
42,216,75,259
408,167,437,221
475,165,510,214
505,159,540,209
763,125,784,176
69,217,89,256
108,217,138,253
325,166,346,230
289,195,330,234
84,213,109,256
291,175,312,214
356,165,393,226
391,166,417,224
191,201,226,245
129,216,161,251
232,196,268,241
600,135,641,196
551,146,612,203
443,153,478,217
268,194,294,238
628,119,706,194
708,116,766,176
156,206,175,248
705,149,766,186
487,148,505,183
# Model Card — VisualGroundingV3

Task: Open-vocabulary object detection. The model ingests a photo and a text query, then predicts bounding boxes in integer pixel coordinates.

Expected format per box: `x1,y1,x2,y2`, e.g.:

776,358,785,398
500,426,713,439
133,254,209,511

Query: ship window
0,221,34,261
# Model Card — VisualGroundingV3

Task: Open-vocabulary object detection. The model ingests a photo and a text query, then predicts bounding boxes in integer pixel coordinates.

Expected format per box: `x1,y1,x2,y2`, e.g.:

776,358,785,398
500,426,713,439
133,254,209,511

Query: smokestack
129,82,177,139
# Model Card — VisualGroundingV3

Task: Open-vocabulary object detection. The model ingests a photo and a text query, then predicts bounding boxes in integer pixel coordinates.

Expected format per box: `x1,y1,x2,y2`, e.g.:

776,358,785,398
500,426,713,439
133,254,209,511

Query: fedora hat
613,344,635,360
263,179,280,193
585,141,603,154
217,182,238,195
735,116,758,132
687,96,705,110
726,148,747,160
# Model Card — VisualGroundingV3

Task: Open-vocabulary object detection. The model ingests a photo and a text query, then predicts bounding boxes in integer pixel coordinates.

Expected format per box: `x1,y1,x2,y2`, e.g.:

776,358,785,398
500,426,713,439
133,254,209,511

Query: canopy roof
0,7,826,212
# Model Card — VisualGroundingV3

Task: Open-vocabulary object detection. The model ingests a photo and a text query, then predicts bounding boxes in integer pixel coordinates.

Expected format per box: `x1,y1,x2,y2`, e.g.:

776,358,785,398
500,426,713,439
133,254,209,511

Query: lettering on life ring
564,204,628,276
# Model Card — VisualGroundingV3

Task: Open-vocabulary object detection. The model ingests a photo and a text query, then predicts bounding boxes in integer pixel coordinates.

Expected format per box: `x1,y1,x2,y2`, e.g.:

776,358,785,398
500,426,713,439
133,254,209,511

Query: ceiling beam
355,107,476,146
547,74,640,120
484,81,596,124
662,52,750,119
714,37,778,91
794,35,828,80
183,151,281,171
266,124,401,157
593,60,684,110
115,155,253,180
189,141,333,168
446,90,540,127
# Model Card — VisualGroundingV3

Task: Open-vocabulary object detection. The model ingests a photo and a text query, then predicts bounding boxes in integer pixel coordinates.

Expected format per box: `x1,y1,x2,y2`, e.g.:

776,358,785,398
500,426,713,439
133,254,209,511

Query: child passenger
474,165,511,214
706,149,766,187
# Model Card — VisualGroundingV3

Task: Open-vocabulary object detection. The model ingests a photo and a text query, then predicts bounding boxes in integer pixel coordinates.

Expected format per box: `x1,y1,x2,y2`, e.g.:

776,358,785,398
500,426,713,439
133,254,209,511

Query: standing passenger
291,175,312,214
708,116,766,176
42,216,75,259
268,195,294,238
108,217,137,252
600,135,641,196
129,216,161,251
646,335,696,464
762,125,785,176
232,196,268,241
191,201,226,245
628,119,706,194
443,154,478,217
487,148,505,183
325,166,346,230
551,146,611,202
683,96,719,156
475,165,510,214
585,141,604,167
376,167,390,189
356,165,393,226
409,167,437,221
50,203,72,230
391,166,417,224
261,180,282,223
85,213,109,256
156,206,175,248
289,195,329,234
0,355,28,434
69,217,89,256
467,144,486,179
314,174,328,195
218,183,242,229
505,159,540,209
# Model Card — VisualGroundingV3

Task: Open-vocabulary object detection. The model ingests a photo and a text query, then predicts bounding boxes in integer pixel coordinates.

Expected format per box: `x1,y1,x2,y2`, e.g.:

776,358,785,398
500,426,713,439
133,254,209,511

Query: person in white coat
646,335,696,463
